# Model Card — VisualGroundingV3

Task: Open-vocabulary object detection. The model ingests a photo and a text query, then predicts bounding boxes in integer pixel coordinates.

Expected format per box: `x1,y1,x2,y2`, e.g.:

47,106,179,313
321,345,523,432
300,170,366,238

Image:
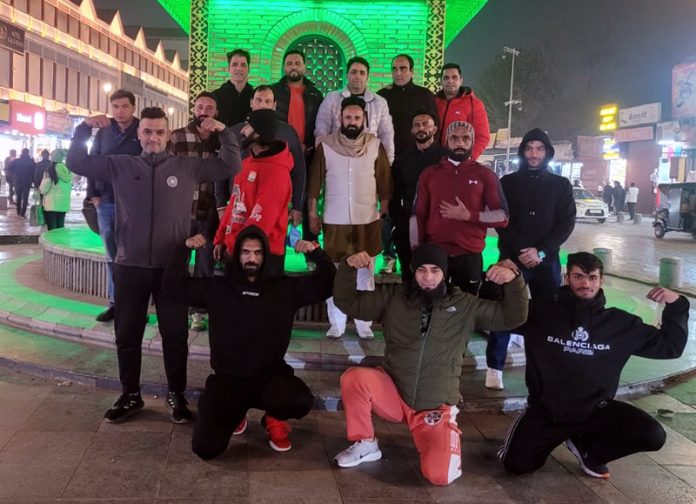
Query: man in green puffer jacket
332,243,528,485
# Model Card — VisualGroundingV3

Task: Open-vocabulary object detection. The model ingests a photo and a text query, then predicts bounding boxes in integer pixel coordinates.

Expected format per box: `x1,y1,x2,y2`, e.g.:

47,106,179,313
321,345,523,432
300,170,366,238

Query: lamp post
503,47,521,171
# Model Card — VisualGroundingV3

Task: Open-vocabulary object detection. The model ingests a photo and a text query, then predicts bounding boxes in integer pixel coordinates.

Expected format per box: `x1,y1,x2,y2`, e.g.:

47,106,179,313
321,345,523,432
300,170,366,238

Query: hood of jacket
517,128,555,170
248,141,293,171
436,86,473,100
227,225,274,283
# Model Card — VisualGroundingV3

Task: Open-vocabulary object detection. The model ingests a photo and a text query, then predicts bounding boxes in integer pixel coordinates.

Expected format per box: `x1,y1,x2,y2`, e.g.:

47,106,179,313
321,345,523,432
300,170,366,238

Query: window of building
27,52,41,95
118,45,125,62
133,53,140,69
11,52,26,92
54,63,66,102
56,10,67,32
43,2,55,26
79,73,89,108
68,16,79,38
89,78,99,111
42,60,54,99
13,0,28,14
0,48,10,88
101,34,109,54
67,68,78,105
81,25,90,44
28,0,41,18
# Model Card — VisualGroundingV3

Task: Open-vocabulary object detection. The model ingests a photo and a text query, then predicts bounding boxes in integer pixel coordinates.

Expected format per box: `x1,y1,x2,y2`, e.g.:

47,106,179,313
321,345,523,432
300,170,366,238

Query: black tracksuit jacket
519,286,690,424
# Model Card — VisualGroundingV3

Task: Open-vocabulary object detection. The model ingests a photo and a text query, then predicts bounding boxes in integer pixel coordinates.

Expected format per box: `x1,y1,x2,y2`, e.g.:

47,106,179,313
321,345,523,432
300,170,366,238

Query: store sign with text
613,126,654,143
672,61,696,120
9,100,46,135
46,110,72,135
0,20,25,54
618,103,661,127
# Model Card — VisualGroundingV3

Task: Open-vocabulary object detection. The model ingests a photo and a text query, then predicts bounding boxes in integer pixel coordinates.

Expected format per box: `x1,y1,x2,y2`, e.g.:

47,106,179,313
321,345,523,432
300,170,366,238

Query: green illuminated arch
259,9,369,85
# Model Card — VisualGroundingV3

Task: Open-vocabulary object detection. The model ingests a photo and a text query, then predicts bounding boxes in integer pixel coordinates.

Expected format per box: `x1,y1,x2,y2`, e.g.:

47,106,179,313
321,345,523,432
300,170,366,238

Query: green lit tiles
161,0,486,98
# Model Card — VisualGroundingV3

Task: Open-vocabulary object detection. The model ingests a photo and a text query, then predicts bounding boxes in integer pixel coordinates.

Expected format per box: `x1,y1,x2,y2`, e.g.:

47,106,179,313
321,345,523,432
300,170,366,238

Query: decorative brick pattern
188,0,209,112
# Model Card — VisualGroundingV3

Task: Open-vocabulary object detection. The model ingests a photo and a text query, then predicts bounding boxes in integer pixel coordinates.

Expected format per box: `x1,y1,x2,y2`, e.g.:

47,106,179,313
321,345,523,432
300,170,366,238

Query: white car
574,188,608,223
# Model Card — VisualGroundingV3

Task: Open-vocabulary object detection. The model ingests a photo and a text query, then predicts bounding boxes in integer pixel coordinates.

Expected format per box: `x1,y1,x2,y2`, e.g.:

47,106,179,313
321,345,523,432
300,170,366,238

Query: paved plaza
0,198,695,503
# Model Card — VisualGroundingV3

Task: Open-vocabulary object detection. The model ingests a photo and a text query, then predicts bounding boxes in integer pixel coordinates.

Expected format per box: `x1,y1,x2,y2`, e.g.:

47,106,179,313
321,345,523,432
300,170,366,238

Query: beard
448,148,471,162
243,262,260,278
193,114,209,127
409,281,447,310
340,124,364,140
287,71,303,83
415,132,433,144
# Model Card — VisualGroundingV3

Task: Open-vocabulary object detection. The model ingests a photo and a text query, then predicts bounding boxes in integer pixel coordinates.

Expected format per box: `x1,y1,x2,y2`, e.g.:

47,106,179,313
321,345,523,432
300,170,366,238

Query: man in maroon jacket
413,121,508,294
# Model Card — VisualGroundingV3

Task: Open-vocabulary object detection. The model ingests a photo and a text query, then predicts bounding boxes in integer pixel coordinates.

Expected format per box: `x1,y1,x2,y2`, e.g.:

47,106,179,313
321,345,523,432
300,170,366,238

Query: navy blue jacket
86,118,141,203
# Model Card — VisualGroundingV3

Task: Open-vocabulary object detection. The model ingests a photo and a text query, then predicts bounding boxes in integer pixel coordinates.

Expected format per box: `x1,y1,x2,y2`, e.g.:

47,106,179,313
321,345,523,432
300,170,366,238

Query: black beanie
411,243,448,277
246,109,278,141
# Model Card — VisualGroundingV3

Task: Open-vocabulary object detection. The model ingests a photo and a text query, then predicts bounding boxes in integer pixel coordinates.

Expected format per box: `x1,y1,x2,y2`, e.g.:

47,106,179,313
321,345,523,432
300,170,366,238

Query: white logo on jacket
166,176,178,188
572,326,589,342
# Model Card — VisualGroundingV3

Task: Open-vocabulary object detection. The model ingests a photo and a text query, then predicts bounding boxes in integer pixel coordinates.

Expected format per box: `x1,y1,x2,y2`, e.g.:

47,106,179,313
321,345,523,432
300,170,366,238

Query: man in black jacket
212,48,255,128
500,252,689,479
12,148,36,218
487,128,575,390
169,226,335,457
273,49,324,249
389,109,446,283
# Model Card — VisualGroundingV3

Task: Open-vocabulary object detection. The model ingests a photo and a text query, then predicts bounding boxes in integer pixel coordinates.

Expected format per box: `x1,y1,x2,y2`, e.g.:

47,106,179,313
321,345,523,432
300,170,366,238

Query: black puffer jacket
497,128,575,260
273,77,323,150
520,286,689,423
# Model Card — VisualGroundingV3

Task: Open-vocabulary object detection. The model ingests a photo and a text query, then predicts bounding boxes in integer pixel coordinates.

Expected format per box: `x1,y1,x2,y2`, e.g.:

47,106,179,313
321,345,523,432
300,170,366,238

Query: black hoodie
496,128,575,261
163,225,336,378
520,286,689,424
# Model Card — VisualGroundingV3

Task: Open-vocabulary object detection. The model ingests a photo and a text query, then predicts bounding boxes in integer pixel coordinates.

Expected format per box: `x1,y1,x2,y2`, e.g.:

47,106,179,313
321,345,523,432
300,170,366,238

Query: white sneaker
485,368,504,390
354,320,374,340
326,325,345,338
190,313,207,332
334,439,382,468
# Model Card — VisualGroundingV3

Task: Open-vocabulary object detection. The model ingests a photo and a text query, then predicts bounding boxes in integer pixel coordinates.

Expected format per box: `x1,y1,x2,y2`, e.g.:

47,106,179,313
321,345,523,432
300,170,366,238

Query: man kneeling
164,226,335,457
500,252,689,479
332,244,528,485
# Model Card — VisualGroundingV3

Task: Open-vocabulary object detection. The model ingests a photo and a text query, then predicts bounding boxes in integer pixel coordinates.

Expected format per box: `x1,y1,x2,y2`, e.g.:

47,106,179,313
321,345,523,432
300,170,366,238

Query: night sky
447,0,696,139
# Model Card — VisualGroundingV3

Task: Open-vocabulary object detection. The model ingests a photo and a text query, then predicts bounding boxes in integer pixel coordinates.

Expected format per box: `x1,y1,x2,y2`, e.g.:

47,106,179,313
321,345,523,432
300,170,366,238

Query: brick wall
206,0,429,92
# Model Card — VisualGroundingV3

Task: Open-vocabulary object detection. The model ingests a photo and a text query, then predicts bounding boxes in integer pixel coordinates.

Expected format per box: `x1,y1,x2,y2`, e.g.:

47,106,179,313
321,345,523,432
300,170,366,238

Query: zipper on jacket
410,311,433,409
148,154,156,267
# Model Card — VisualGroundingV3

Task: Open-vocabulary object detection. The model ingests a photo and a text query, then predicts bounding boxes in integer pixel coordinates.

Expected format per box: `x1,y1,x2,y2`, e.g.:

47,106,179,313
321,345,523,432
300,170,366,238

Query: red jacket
414,158,508,255
215,143,292,256
436,87,490,160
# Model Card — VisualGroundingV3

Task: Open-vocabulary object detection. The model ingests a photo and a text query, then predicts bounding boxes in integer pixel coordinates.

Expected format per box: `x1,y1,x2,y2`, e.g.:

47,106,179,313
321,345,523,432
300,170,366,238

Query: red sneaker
233,416,248,435
262,414,292,452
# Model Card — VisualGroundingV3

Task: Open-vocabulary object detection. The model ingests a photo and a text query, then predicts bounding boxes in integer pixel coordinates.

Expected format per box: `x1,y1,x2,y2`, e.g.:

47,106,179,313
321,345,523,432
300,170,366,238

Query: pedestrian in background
626,182,639,220
35,149,51,188
12,148,36,218
39,149,72,230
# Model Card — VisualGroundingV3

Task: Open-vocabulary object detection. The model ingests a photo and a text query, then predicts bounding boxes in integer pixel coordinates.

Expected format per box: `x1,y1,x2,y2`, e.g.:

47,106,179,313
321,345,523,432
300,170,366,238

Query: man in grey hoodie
67,106,241,424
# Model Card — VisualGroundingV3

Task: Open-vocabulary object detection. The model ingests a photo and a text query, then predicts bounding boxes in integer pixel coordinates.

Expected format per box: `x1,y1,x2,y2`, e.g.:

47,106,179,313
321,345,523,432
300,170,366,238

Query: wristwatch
538,251,546,261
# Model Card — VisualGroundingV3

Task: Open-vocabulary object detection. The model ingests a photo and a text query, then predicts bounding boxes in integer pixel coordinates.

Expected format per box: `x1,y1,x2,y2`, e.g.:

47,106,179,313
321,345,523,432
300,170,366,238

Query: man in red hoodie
435,63,490,160
413,121,508,294
214,109,292,276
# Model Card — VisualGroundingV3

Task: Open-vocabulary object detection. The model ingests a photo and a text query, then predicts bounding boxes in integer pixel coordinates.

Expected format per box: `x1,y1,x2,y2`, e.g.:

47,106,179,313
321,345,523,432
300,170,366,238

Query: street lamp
502,46,522,170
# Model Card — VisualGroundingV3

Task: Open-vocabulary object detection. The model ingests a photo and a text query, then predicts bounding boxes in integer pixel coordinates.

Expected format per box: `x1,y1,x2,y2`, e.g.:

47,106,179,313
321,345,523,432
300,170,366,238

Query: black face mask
340,124,363,140
447,148,471,162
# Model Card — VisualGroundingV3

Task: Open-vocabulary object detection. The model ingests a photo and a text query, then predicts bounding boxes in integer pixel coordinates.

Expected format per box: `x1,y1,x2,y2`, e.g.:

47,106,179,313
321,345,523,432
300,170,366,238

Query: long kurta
308,138,392,262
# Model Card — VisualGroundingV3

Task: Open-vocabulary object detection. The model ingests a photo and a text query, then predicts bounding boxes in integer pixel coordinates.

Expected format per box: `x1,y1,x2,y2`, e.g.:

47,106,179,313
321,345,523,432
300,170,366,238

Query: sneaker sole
166,403,193,424
269,440,292,452
335,449,382,468
104,405,144,424
564,441,609,479
233,419,248,436
485,383,504,391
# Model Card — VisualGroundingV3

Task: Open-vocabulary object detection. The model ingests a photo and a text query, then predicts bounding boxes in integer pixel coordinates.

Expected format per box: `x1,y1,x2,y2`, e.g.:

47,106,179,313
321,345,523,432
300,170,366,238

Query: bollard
616,212,625,223
593,247,613,273
633,214,642,224
659,257,683,289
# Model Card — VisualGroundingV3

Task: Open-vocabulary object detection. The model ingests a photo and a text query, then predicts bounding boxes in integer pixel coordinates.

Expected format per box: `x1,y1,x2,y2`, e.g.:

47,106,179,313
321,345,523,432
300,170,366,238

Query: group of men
63,48,689,487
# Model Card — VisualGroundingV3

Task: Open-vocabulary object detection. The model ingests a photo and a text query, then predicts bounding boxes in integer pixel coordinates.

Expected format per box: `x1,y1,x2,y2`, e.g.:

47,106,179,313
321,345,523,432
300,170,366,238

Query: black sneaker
96,306,115,322
166,391,194,424
564,438,610,479
104,392,145,423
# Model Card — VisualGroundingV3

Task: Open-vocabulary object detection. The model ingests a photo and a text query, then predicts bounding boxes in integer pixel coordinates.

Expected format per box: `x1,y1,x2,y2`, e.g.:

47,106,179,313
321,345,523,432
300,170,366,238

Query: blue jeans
96,202,117,306
486,255,561,370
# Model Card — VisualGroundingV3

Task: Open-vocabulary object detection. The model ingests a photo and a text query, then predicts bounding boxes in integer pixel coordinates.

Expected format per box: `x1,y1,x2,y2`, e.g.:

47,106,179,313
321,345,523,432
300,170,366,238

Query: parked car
573,188,608,223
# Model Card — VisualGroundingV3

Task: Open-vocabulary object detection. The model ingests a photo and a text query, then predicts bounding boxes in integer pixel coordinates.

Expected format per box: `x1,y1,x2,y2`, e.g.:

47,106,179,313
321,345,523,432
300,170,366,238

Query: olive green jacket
334,262,528,411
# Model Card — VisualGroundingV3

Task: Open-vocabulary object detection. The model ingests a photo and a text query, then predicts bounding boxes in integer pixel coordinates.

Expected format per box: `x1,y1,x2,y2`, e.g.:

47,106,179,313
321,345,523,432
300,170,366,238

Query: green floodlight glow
158,0,488,45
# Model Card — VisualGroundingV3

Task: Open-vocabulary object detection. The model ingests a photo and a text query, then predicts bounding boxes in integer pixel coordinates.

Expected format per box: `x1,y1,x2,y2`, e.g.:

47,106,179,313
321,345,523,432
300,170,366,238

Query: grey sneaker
335,439,382,468
564,438,610,479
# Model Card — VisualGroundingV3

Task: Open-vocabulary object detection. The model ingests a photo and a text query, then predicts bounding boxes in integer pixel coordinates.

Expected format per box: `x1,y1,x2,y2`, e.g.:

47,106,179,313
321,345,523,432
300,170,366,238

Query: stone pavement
0,369,695,503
